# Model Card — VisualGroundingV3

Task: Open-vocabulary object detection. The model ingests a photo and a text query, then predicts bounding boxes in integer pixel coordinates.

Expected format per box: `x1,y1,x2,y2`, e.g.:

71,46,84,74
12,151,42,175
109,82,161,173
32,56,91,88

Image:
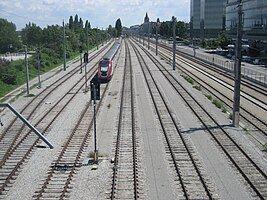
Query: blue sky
0,0,190,30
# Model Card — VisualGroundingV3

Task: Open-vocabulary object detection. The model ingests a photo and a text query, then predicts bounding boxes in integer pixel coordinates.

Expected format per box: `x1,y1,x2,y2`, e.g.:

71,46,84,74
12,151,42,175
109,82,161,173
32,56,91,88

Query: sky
0,0,190,30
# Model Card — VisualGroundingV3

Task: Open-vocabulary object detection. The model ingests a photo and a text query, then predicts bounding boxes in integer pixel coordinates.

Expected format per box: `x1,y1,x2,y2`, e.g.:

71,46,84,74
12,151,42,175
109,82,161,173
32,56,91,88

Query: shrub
212,99,223,109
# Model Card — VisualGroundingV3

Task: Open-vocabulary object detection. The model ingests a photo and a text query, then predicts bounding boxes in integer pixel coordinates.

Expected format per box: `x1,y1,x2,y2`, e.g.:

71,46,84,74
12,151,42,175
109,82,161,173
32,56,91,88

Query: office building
190,0,226,39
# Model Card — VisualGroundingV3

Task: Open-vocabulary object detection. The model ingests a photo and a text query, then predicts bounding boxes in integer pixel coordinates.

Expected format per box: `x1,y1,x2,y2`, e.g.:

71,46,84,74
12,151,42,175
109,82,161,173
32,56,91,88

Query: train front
98,58,112,81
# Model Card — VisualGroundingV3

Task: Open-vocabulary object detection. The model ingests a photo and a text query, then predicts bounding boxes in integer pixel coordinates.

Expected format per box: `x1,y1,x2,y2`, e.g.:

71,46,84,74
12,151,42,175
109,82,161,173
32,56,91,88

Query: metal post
172,16,176,70
233,0,243,127
148,23,150,50
143,34,144,46
93,84,98,162
156,19,159,56
79,52,82,73
25,45,30,95
0,103,53,149
63,20,66,71
96,27,99,50
37,49,41,88
84,63,88,91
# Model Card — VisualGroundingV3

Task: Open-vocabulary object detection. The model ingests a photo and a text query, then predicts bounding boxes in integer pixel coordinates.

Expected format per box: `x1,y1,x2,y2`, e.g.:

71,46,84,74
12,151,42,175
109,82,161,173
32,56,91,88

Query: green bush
193,85,202,91
205,94,212,101
184,76,194,84
212,99,223,109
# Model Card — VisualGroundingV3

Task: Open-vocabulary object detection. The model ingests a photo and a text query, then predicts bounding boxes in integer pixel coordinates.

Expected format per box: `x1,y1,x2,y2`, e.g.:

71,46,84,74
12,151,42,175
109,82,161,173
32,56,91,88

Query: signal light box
90,74,100,100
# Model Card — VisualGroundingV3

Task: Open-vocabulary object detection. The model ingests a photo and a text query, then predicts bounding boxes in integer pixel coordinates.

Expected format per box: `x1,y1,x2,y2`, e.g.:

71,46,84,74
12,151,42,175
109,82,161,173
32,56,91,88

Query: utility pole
84,26,89,92
233,0,243,127
79,46,82,73
37,48,41,88
172,16,176,70
156,18,160,56
63,20,66,71
25,45,29,96
147,22,150,50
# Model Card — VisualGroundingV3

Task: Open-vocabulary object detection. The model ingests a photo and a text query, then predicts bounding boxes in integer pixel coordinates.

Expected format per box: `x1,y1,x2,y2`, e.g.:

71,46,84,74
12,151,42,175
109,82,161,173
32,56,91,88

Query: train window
100,61,109,72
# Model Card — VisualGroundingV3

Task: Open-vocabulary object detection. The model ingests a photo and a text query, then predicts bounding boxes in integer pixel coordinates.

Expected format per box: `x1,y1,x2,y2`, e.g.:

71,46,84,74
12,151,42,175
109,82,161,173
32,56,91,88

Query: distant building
141,12,152,34
129,25,140,34
226,0,267,49
190,0,226,39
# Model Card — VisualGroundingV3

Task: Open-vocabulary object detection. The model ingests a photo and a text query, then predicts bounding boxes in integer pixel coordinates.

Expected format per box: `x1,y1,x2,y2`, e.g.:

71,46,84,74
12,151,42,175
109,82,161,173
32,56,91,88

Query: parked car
253,59,264,65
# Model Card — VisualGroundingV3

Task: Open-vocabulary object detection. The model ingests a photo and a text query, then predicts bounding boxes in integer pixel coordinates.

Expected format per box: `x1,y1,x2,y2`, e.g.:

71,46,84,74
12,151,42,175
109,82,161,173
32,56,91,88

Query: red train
98,40,120,82
98,58,113,81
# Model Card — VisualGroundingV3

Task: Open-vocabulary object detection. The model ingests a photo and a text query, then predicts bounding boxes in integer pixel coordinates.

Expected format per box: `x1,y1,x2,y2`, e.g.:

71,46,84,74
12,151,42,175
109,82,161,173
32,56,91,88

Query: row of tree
0,15,119,96
0,14,120,55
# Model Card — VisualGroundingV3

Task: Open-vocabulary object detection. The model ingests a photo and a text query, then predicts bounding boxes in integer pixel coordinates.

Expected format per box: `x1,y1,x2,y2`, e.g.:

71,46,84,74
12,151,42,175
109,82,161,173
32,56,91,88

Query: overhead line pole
233,0,243,127
25,45,30,96
63,20,66,71
172,16,176,71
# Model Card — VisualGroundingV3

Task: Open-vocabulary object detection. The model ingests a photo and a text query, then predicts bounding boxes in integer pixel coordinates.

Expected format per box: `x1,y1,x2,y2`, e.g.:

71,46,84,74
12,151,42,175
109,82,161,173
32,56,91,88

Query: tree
219,31,230,49
69,16,74,29
21,23,43,47
107,25,116,37
0,18,20,53
79,18,83,29
115,18,122,37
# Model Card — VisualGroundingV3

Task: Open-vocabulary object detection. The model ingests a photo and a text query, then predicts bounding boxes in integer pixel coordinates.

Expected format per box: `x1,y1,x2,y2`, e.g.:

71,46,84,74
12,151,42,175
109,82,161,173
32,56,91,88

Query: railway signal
90,74,100,164
83,52,89,63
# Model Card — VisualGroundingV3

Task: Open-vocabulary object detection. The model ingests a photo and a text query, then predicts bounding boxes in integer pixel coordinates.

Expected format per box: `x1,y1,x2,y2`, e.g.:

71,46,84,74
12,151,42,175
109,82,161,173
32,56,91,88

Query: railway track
32,43,124,199
110,40,141,199
133,39,267,199
32,84,109,199
0,42,113,197
130,39,217,199
137,37,267,145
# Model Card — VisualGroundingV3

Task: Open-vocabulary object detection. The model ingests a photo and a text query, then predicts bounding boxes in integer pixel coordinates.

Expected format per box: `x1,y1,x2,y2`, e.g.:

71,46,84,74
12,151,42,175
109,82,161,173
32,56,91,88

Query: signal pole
233,0,243,127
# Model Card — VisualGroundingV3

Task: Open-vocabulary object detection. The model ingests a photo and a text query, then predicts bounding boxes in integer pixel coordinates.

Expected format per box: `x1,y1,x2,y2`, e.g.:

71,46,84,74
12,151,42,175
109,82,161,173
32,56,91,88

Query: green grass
212,99,224,109
0,50,80,99
263,143,267,152
183,76,194,85
193,85,202,91
205,94,213,101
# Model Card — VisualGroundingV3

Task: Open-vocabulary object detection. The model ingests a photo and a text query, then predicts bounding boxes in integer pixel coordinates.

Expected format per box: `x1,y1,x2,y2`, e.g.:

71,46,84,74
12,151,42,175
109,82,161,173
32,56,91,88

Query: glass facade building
226,0,267,41
190,0,226,38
